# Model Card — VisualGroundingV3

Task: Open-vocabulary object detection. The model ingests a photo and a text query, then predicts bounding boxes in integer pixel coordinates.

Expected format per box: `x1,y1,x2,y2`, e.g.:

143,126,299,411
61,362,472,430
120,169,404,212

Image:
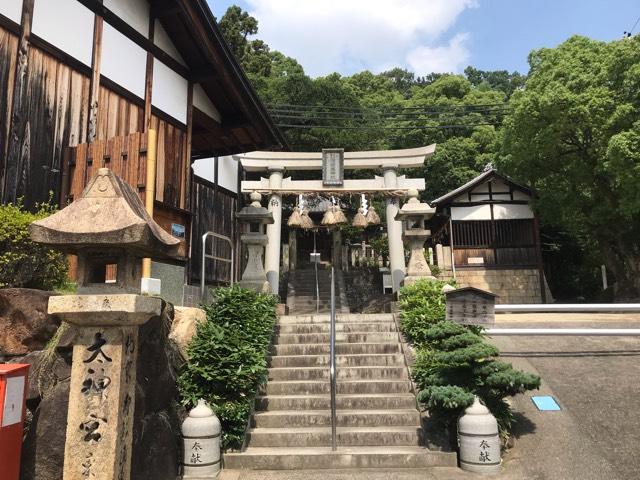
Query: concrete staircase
286,269,350,314
224,313,457,470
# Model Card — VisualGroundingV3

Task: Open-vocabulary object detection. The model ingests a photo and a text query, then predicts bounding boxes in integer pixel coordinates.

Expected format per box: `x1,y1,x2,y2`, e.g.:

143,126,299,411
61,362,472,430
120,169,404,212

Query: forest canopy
217,6,640,300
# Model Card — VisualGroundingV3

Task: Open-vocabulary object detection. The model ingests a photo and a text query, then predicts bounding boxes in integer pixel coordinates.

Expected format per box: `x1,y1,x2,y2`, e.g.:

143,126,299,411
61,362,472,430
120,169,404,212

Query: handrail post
330,266,337,451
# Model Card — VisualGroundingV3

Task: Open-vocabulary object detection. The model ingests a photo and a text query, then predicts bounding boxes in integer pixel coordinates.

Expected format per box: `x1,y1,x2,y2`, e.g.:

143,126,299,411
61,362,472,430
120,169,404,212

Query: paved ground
221,316,640,480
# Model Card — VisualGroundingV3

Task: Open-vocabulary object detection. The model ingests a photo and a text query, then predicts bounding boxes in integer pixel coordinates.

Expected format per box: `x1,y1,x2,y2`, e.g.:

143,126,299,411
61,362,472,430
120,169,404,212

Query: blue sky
208,0,640,77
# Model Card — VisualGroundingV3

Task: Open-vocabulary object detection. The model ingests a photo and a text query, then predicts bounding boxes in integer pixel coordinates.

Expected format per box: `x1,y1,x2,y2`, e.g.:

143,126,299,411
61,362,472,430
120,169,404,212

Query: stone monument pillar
264,166,284,294
236,191,274,293
29,168,180,480
395,188,436,286
383,164,406,292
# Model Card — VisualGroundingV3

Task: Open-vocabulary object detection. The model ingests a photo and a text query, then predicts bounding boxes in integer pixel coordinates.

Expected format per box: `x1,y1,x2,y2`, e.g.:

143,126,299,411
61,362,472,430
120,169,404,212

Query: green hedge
177,285,277,450
0,200,68,290
399,279,540,444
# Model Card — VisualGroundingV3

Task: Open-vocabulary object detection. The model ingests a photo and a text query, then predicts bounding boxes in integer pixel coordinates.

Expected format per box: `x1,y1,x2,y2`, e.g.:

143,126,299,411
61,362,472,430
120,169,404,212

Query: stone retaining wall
439,268,550,304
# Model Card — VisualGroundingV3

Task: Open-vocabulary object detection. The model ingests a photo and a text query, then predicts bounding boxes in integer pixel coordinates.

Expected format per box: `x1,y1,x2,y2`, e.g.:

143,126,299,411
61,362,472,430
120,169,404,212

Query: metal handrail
314,258,320,313
486,328,640,336
329,266,337,451
201,231,234,301
495,304,640,313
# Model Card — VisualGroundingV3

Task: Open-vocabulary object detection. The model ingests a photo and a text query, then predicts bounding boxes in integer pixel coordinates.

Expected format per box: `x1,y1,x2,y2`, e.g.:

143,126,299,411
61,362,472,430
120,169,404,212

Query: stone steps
226,312,456,471
276,322,397,334
224,446,456,470
255,394,418,411
263,379,413,395
268,353,406,368
252,410,421,428
274,332,399,344
267,366,408,381
246,426,423,447
271,342,401,356
277,314,393,324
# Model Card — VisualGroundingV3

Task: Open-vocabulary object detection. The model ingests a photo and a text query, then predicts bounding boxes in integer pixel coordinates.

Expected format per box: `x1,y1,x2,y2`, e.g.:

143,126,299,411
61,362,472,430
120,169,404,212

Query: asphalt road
221,317,640,480
488,318,640,480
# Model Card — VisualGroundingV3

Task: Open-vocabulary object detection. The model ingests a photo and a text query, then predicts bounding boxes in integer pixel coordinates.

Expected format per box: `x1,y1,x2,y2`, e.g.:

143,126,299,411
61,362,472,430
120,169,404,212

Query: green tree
218,5,258,63
500,35,640,298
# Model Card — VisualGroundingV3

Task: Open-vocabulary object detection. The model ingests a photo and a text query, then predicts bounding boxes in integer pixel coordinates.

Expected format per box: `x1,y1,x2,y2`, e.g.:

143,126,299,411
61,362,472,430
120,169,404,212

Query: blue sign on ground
531,395,561,411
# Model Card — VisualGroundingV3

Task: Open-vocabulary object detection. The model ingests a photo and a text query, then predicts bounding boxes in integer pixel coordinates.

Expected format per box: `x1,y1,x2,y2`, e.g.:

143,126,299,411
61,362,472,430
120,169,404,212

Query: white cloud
407,33,471,75
245,0,477,77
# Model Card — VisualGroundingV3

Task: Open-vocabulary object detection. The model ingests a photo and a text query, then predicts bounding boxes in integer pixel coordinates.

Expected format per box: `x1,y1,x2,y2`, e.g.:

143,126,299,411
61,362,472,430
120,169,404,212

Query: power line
268,107,511,119
267,102,509,113
630,14,640,34
274,122,500,130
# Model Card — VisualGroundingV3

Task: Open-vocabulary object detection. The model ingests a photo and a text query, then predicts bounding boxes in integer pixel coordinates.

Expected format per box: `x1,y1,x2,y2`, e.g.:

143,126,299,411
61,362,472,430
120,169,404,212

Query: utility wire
630,14,640,34
274,122,500,130
267,102,510,113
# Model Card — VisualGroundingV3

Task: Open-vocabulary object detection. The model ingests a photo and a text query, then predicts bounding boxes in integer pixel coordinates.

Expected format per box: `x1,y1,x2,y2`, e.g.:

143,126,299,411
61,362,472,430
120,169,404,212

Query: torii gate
233,145,436,294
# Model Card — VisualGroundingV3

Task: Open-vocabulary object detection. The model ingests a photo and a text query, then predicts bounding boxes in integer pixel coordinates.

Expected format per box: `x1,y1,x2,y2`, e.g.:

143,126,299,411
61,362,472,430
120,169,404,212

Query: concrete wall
440,268,548,304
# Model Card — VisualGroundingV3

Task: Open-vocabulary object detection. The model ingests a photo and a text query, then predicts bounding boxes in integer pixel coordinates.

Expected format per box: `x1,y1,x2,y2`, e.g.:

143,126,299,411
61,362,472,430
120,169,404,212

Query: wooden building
429,168,551,304
0,0,287,303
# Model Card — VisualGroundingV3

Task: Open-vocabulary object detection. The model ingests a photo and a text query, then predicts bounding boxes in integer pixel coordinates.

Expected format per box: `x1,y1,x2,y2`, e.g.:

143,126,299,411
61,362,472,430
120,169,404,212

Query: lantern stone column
395,188,437,286
29,168,180,480
383,164,406,292
50,295,161,480
236,192,274,293
265,166,284,294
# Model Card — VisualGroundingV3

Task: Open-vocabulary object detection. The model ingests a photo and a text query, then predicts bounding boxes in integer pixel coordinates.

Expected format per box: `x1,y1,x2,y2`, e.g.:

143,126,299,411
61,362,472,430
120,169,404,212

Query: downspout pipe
142,129,158,279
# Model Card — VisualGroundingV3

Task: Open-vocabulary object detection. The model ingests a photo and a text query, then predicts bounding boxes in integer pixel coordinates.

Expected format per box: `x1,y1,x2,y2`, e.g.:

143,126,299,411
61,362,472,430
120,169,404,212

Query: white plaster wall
492,193,512,201
191,157,239,194
32,0,94,66
191,158,215,183
152,58,188,123
104,0,149,37
218,155,238,193
513,190,531,201
0,0,23,24
193,84,222,123
493,204,534,220
452,193,470,203
154,20,186,66
451,205,492,221
101,23,147,99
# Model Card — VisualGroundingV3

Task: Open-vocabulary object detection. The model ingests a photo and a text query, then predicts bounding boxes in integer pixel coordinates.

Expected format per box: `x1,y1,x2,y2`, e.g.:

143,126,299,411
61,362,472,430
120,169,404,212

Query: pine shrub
399,279,540,444
177,285,277,449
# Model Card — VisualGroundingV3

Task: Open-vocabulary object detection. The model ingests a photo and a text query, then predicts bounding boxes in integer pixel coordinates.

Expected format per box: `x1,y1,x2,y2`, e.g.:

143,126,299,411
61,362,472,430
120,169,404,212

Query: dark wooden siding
452,219,537,268
0,28,18,186
0,25,188,212
2,33,92,206
190,177,238,285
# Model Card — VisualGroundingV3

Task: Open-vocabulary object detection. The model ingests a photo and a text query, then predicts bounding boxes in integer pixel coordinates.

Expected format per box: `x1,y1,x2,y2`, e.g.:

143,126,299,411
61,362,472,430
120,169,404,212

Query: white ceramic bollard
182,399,222,478
458,396,501,474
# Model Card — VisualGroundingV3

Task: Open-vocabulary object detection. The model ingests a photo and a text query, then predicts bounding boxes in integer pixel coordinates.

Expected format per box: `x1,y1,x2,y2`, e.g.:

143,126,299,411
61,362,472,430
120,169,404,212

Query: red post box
0,364,30,480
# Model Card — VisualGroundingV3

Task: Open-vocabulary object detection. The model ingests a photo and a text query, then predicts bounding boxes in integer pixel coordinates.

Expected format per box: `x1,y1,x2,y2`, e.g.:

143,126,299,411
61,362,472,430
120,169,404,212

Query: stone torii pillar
264,166,284,294
29,168,180,480
383,164,406,292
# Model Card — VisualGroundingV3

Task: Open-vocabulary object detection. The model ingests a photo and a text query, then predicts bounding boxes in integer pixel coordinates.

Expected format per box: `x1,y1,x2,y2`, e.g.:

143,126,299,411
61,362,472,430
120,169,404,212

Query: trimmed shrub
0,199,68,290
177,285,277,450
399,279,540,444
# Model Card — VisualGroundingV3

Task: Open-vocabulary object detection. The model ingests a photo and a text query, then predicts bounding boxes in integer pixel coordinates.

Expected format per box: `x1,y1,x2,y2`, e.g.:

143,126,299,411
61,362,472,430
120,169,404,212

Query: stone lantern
29,168,179,480
395,188,436,285
236,191,274,293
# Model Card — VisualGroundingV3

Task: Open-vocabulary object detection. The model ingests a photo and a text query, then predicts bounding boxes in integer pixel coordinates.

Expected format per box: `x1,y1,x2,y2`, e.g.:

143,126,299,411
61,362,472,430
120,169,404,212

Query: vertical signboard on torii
322,149,344,186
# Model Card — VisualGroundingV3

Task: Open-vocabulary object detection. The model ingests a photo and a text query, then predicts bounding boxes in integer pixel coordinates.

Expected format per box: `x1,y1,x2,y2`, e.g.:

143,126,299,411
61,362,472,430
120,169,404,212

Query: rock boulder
0,288,60,358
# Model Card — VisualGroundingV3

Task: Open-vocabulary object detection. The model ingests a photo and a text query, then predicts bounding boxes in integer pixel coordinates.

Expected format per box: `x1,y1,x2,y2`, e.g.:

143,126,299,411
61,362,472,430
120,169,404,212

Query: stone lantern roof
395,188,436,221
30,168,180,259
236,191,275,225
